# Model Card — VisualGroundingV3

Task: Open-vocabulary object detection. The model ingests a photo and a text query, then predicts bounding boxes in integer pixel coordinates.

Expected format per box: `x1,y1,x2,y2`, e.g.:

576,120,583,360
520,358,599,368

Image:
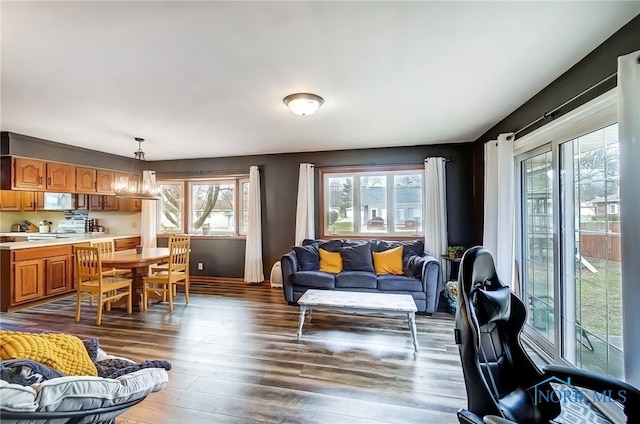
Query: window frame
318,165,424,240
156,175,249,238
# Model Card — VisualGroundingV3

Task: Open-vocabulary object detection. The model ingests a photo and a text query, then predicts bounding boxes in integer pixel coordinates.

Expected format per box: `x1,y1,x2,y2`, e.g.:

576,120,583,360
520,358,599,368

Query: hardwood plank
0,283,466,423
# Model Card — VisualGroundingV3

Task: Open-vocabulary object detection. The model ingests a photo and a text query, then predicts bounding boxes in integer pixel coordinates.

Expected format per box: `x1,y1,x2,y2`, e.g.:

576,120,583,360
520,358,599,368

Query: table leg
408,312,419,352
297,305,307,341
308,308,313,322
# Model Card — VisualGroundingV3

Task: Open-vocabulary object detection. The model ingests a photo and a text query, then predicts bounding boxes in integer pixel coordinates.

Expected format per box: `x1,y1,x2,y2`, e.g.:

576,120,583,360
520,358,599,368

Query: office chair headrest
463,247,511,325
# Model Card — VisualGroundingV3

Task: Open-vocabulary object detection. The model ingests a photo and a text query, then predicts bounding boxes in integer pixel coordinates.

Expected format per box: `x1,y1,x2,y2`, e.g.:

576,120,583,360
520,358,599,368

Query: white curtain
244,165,264,283
140,170,157,248
618,50,640,387
424,157,448,282
483,133,515,285
294,163,315,246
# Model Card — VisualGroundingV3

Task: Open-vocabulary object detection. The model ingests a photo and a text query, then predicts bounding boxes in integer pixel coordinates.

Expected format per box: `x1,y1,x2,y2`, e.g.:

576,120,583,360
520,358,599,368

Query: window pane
394,174,422,234
360,175,387,233
326,176,353,234
240,181,249,235
159,183,183,233
190,183,235,234
521,151,555,344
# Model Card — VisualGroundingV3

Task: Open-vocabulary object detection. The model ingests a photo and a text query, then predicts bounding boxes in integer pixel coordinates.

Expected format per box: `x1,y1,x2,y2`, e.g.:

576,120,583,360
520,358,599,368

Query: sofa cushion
372,246,403,275
0,380,37,412
293,244,320,271
377,274,423,292
339,242,374,272
318,239,343,252
335,271,378,289
319,249,343,273
34,368,168,412
293,271,336,289
377,240,424,257
0,331,98,377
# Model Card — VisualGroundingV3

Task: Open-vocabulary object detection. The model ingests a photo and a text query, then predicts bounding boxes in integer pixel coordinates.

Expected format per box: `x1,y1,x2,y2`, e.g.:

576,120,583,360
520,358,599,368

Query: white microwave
43,192,73,210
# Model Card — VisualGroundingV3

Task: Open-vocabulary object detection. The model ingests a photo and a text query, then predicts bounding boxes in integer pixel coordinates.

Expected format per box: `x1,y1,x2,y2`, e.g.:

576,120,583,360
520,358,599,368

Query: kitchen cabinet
11,158,46,190
0,190,21,210
47,162,76,192
45,254,71,295
89,195,118,211
76,166,97,193
14,259,45,303
0,191,43,211
96,170,115,194
1,245,73,311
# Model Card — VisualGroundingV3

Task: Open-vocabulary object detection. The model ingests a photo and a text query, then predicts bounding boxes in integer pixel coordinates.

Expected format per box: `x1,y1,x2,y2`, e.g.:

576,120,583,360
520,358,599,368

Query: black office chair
454,246,639,424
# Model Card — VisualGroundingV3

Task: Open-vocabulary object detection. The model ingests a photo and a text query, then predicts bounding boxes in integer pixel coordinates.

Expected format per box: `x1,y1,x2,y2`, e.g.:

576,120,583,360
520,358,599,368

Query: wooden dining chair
150,235,191,298
143,237,190,312
75,246,133,325
90,239,130,277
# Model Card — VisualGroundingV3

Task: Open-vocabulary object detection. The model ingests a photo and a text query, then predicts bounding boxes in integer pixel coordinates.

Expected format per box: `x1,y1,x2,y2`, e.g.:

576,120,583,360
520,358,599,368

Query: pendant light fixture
283,92,324,116
113,137,160,200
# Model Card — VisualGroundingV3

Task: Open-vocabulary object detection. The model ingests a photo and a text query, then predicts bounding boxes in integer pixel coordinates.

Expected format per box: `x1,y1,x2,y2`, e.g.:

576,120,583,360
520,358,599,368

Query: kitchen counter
0,233,141,250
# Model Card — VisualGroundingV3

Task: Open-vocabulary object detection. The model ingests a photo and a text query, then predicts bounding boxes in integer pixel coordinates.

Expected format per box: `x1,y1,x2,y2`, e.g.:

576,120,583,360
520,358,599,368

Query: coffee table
296,289,419,352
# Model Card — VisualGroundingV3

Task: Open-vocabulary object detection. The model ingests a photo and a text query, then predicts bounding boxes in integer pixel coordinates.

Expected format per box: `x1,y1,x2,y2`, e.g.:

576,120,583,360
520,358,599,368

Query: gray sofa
281,239,441,314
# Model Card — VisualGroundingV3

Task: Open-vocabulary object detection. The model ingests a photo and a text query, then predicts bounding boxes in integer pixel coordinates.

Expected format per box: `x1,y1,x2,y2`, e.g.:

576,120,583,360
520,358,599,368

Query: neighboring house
360,186,421,228
590,194,620,217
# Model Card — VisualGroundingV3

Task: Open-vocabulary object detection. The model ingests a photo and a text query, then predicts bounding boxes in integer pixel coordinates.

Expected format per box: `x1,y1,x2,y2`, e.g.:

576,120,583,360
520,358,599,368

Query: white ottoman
270,261,283,288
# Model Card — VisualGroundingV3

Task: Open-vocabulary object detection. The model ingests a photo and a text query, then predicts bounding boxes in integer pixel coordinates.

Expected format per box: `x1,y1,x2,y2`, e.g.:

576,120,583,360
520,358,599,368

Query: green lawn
530,257,622,338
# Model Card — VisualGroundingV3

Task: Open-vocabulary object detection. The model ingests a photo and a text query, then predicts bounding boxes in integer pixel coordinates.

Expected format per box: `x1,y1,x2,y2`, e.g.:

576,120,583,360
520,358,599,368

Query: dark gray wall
470,15,640,244
152,143,475,278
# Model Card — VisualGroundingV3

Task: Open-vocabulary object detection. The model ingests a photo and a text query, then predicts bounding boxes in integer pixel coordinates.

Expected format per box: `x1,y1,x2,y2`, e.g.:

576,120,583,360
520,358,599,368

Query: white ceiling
2,1,638,161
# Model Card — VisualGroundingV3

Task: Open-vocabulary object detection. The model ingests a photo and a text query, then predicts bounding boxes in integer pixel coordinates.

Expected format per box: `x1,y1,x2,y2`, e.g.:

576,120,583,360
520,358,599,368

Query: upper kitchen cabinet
0,157,45,190
75,166,97,193
46,162,75,192
96,170,115,194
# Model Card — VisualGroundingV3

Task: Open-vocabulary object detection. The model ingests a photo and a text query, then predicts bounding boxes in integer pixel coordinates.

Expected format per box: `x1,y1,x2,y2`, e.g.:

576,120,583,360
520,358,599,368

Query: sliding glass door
559,123,623,378
518,123,623,379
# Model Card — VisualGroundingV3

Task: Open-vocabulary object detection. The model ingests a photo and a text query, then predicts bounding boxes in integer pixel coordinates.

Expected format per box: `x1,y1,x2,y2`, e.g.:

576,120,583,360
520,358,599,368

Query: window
157,176,249,236
321,166,423,238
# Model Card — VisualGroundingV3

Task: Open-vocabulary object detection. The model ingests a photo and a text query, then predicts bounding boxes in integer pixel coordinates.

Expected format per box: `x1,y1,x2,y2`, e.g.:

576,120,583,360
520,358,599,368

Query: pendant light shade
283,93,324,116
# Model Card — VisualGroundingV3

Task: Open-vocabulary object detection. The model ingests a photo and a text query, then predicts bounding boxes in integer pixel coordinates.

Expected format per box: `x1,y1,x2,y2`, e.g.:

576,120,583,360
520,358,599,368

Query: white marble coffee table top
298,289,417,312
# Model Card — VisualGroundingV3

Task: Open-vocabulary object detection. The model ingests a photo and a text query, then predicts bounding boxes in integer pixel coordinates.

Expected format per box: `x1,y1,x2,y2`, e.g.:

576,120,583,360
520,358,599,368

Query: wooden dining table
100,247,170,310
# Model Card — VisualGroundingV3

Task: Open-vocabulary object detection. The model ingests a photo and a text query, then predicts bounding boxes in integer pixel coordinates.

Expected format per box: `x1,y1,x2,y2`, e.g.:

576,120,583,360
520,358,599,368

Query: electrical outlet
197,262,203,271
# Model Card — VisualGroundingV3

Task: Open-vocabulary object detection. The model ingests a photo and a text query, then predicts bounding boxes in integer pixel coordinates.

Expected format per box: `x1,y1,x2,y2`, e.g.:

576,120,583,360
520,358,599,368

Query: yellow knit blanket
0,331,97,376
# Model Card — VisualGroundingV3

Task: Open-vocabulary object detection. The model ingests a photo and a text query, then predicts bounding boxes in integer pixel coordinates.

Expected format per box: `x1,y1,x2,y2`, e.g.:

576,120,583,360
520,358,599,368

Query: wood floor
0,282,466,424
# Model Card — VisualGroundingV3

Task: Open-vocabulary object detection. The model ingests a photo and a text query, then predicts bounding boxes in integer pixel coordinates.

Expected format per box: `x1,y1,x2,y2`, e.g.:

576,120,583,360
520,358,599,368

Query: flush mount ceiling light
283,92,324,116
114,137,160,200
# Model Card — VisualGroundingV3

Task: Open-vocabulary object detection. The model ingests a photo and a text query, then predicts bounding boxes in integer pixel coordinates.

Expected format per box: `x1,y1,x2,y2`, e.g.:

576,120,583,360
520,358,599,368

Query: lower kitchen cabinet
1,245,73,311
13,259,45,303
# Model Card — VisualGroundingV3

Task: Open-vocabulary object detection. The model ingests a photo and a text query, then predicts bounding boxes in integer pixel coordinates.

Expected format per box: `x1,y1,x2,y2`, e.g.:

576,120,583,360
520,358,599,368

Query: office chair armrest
458,409,517,424
457,409,484,424
542,364,640,419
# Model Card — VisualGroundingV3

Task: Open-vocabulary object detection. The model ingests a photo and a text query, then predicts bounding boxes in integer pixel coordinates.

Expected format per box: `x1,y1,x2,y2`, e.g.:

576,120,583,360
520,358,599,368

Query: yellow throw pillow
0,331,98,376
319,248,342,273
373,246,404,275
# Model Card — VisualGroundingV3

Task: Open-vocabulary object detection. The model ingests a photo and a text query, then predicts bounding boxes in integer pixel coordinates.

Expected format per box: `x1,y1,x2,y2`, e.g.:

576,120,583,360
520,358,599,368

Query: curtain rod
513,72,616,137
156,168,254,177
315,159,452,169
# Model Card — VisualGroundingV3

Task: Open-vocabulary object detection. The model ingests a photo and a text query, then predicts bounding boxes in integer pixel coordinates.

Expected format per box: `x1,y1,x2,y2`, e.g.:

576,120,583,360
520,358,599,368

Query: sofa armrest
280,252,299,303
405,254,441,314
